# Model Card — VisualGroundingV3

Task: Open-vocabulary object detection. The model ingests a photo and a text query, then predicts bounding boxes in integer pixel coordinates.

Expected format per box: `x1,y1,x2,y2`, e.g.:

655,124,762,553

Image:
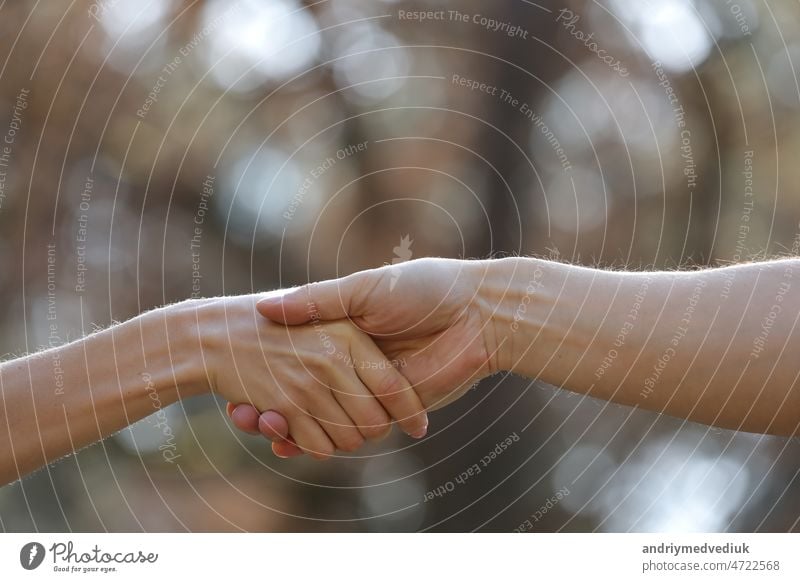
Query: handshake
195,258,503,459
0,256,526,485
3,255,793,486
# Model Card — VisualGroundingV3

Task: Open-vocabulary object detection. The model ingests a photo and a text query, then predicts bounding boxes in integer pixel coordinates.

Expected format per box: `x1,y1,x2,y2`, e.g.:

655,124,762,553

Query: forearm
0,302,206,485
481,257,800,436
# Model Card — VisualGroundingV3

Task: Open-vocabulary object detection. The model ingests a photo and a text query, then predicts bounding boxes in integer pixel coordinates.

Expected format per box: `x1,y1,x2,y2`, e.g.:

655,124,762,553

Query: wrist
474,257,540,375
136,299,215,400
477,257,598,380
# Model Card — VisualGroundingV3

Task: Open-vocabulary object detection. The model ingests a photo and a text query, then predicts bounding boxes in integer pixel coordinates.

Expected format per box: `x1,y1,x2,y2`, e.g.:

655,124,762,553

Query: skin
232,257,800,456
0,295,428,486
4,256,796,480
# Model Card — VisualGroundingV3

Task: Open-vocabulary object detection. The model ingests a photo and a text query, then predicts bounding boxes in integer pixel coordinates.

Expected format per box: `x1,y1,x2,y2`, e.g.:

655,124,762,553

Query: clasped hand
216,258,498,459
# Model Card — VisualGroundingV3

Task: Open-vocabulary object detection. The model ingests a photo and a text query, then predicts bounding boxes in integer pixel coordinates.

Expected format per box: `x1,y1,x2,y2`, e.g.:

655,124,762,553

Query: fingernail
411,424,428,439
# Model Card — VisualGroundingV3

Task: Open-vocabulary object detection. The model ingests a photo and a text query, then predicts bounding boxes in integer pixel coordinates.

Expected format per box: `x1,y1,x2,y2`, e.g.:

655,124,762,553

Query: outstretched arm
0,302,206,485
483,257,800,436
235,257,800,448
0,294,428,485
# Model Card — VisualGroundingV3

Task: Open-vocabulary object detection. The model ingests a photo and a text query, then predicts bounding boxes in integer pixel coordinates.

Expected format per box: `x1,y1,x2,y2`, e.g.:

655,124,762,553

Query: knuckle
290,380,324,405
338,432,365,452
267,396,292,417
306,351,331,371
373,372,406,399
361,418,392,440
362,405,390,427
310,443,335,460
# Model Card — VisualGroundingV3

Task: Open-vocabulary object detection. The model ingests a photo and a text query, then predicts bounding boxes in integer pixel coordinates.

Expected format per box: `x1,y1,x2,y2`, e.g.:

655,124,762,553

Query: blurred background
1,0,799,532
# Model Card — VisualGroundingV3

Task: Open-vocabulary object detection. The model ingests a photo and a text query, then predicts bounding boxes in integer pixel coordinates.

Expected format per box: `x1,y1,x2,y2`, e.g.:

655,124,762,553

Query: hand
228,258,504,456
183,295,427,459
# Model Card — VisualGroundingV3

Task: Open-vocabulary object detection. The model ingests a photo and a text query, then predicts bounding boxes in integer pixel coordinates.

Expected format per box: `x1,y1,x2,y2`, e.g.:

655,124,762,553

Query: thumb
257,271,372,324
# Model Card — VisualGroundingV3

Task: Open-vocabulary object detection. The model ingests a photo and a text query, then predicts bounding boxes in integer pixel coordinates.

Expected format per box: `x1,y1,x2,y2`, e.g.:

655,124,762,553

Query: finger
351,337,428,439
258,410,291,441
273,440,304,458
307,395,365,453
229,404,262,436
287,415,336,460
327,364,392,441
257,269,379,325
225,402,236,418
